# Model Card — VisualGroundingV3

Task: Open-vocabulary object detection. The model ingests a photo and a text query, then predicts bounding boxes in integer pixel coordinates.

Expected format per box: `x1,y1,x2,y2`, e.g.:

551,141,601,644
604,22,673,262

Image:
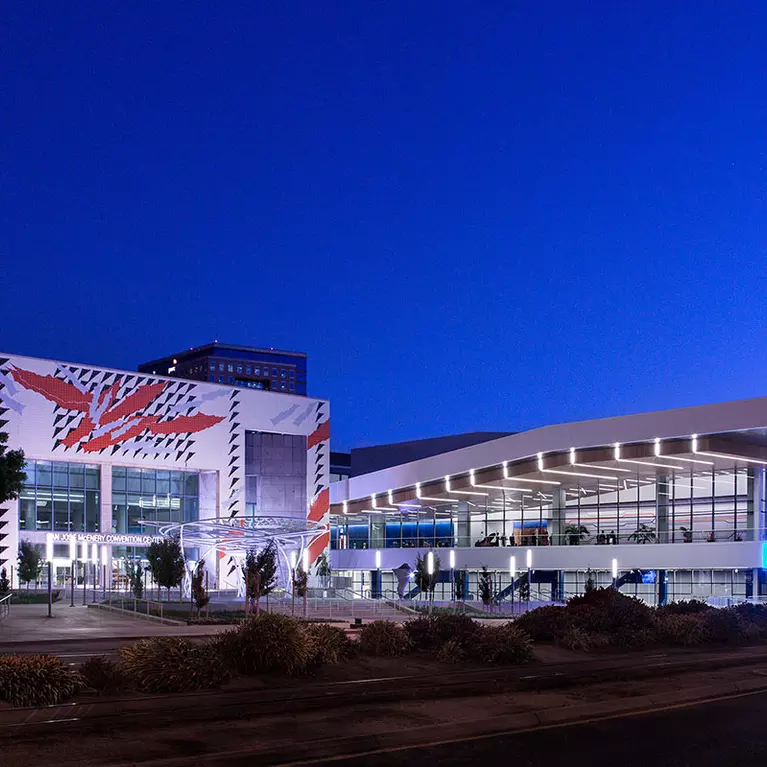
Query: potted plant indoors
628,524,656,544
564,524,589,545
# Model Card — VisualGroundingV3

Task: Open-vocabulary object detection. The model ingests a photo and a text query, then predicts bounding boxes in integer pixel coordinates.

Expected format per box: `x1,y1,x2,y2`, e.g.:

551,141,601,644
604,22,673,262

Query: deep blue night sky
2,3,767,450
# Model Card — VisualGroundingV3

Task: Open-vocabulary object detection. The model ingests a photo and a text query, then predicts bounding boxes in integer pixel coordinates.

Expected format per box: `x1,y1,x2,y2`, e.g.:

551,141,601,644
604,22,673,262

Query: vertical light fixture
45,533,54,563
449,550,456,570
101,545,108,567
302,548,309,573
91,543,99,564
427,551,434,575
612,558,618,589
375,550,381,569
290,551,297,570
510,555,517,581
526,548,532,570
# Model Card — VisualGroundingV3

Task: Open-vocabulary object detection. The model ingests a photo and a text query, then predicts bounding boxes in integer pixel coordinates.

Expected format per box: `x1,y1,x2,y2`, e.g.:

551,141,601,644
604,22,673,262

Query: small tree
314,551,331,587
453,569,466,601
293,561,308,617
414,553,440,610
126,559,144,599
17,540,42,589
145,536,185,601
478,566,493,607
0,432,26,506
0,567,10,595
244,540,278,614
191,560,210,616
518,571,531,603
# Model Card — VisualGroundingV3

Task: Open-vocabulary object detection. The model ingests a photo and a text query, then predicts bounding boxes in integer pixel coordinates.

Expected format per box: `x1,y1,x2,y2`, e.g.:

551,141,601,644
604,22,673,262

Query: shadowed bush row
515,588,767,651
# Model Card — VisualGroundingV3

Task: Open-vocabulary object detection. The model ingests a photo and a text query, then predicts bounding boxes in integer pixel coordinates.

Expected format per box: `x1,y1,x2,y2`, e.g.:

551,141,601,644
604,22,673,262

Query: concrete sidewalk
0,603,229,649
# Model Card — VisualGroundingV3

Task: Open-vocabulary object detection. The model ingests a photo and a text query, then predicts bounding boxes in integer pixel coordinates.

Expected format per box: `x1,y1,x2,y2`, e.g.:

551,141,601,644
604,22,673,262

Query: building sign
51,532,159,546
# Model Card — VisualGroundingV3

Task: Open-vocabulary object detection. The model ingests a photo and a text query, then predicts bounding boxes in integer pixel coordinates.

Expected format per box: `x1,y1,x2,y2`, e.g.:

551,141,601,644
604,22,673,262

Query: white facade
0,353,330,587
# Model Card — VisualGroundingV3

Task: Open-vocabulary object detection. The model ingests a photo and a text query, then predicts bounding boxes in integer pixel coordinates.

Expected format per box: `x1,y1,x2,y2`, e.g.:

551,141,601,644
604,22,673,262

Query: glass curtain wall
19,460,100,532
330,465,754,549
111,467,199,533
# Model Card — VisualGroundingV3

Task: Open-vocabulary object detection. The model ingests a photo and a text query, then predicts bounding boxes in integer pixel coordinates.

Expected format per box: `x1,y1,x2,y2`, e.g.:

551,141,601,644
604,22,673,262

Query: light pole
290,550,297,617
427,551,434,614
101,545,108,599
526,548,532,610
612,558,618,590
449,550,455,602
69,537,76,608
302,548,309,619
81,541,88,606
45,533,53,618
510,555,516,615
375,549,382,601
91,544,99,603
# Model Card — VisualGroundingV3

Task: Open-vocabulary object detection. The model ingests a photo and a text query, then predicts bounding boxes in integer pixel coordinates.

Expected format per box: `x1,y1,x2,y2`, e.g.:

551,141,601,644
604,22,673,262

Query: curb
114,677,767,766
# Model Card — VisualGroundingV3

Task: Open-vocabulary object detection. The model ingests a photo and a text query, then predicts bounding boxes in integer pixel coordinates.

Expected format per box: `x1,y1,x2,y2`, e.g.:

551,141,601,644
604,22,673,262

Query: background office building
0,352,329,588
330,397,767,606
139,341,307,394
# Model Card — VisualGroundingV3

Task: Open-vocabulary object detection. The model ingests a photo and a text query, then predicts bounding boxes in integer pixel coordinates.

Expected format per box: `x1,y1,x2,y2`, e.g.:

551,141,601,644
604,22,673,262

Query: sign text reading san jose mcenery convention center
51,533,160,545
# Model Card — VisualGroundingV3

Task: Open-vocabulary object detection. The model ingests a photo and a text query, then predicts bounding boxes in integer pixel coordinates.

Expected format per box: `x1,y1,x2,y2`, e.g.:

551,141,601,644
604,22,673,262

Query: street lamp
526,548,532,608
510,555,516,614
449,550,455,601
612,558,618,589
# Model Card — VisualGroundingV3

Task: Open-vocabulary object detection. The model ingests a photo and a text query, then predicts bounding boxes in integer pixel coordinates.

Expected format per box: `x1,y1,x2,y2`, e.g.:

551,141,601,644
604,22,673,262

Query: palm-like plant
564,524,589,545
628,524,656,544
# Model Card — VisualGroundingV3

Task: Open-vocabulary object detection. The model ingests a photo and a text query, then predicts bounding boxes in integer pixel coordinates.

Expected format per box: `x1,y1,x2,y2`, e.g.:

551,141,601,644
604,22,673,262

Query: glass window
280,382,286,390
85,467,99,489
141,470,156,495
209,363,216,371
289,382,295,391
70,492,84,531
127,468,141,493
246,366,252,374
272,368,278,376
237,365,243,373
184,472,199,496
227,376,233,384
290,370,295,378
36,461,52,486
281,369,286,377
209,374,215,382
254,366,260,375
227,364,234,372
218,363,224,372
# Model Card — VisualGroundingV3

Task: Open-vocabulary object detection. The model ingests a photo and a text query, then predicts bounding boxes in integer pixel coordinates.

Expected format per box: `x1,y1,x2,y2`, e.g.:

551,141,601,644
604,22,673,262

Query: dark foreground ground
346,689,767,767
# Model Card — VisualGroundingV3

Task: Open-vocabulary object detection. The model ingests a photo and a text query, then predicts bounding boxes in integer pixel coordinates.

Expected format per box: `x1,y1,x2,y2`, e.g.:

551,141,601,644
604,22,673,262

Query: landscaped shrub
697,608,744,644
358,620,411,656
471,624,533,665
515,605,571,641
217,612,314,675
303,623,353,665
403,615,437,650
79,656,128,694
656,600,712,617
0,655,82,707
404,613,479,651
556,624,593,652
436,637,467,664
120,637,230,692
432,612,480,647
732,602,767,628
655,614,709,646
568,588,655,635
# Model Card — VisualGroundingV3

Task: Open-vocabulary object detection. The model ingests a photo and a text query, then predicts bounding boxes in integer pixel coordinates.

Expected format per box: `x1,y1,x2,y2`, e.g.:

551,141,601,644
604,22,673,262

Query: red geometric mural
9,366,225,453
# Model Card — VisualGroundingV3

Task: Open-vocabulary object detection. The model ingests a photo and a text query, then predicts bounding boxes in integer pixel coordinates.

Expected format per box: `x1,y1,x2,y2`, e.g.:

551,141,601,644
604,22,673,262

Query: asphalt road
330,689,767,767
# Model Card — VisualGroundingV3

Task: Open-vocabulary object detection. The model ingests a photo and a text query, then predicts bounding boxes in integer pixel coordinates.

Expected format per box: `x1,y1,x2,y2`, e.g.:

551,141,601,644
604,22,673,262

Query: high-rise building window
218,363,224,372
246,366,252,374
209,363,216,372
290,370,295,378
227,364,234,372
19,460,100,533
